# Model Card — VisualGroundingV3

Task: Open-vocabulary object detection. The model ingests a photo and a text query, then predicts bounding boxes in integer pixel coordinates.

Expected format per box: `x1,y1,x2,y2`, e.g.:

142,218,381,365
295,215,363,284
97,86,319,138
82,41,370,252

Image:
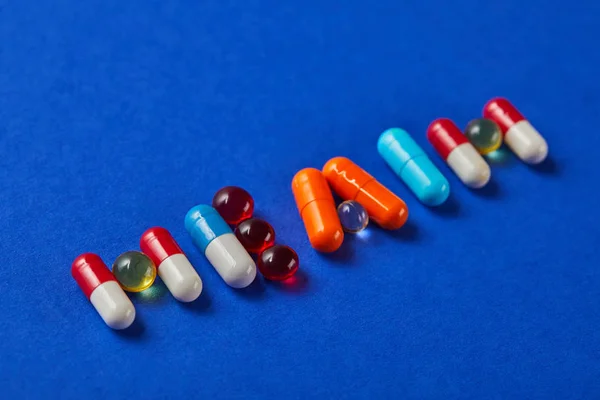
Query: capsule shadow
233,277,267,300
427,195,461,218
179,289,212,313
115,316,146,339
319,238,355,265
269,269,310,294
376,219,420,241
528,156,560,176
471,178,502,199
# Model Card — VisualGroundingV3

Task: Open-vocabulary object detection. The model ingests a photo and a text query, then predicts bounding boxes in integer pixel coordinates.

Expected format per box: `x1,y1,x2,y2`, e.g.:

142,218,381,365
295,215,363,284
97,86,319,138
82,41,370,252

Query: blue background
1,1,599,398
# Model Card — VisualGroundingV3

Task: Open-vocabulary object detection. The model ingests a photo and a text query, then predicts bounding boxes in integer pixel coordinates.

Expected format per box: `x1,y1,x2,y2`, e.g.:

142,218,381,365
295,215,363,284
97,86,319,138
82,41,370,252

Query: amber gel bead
257,245,299,281
235,218,276,254
464,118,503,155
112,251,157,292
212,186,254,225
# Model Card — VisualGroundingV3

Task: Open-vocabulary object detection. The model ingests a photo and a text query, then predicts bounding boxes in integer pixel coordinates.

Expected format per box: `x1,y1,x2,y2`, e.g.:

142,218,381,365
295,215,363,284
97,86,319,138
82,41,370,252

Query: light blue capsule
184,205,232,253
377,128,450,206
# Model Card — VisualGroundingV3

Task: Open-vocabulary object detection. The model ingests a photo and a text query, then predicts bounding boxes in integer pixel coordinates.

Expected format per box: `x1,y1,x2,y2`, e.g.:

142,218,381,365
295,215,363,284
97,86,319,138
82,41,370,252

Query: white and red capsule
427,118,491,188
140,227,203,302
72,253,136,330
483,98,548,164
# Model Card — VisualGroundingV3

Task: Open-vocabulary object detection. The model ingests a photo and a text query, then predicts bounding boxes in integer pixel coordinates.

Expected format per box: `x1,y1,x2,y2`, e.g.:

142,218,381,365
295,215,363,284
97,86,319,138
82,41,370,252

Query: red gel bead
212,186,254,225
257,245,299,281
235,218,275,253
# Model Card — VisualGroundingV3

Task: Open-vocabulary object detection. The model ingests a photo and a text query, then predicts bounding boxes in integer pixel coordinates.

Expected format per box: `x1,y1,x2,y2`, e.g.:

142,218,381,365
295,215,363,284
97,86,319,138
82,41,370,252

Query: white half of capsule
89,281,136,330
446,143,491,189
505,120,548,164
205,233,257,289
158,253,203,302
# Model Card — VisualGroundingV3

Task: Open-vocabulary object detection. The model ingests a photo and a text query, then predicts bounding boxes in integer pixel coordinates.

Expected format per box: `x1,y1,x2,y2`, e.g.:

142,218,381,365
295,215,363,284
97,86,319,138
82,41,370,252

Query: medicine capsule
292,168,344,252
212,186,254,225
377,128,450,206
483,97,548,164
112,251,157,292
337,200,369,233
427,118,491,189
257,245,299,281
185,205,257,288
140,227,203,302
71,253,136,330
234,217,275,254
323,157,408,230
323,157,408,229
464,118,503,155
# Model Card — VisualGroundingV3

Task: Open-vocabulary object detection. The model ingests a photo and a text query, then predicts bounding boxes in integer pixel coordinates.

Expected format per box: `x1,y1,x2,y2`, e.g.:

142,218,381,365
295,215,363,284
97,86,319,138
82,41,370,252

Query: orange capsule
292,168,344,252
322,157,408,230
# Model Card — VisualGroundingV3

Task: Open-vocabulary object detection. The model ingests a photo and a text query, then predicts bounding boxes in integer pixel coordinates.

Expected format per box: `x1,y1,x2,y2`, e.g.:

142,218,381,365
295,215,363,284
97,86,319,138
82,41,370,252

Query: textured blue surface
1,1,600,399
379,128,450,206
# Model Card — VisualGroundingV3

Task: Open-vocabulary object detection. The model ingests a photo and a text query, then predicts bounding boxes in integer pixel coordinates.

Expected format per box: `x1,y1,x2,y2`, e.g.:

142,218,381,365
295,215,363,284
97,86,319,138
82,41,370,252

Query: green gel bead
112,251,156,292
465,118,503,155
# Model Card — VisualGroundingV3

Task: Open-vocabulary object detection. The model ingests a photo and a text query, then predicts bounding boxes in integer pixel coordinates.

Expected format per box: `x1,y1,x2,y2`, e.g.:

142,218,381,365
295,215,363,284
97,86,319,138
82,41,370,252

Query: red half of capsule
140,227,183,268
483,97,525,134
71,253,116,299
427,118,468,160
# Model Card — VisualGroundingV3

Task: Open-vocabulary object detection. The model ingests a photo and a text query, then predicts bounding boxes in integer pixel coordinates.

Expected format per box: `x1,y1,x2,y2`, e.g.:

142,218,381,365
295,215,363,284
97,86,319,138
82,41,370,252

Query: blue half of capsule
184,205,231,253
377,128,450,206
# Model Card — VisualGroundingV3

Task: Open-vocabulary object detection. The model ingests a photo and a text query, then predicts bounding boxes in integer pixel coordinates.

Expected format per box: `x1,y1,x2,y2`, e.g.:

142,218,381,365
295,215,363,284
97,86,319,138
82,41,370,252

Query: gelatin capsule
292,168,344,252
140,227,203,302
483,98,548,164
427,118,491,189
72,253,135,330
322,157,408,230
185,205,257,288
378,128,450,206
257,245,299,281
112,251,157,293
212,186,254,225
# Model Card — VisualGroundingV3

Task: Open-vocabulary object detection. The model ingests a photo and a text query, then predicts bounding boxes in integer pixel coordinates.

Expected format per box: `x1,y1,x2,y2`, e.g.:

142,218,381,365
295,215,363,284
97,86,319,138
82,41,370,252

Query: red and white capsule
483,98,548,164
427,118,491,188
140,227,203,302
72,253,136,330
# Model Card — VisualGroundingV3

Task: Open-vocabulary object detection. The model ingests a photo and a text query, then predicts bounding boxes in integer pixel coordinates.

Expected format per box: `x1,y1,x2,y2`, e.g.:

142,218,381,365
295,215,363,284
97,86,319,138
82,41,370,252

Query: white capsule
205,233,257,289
140,227,203,302
505,120,548,164
158,254,203,302
447,143,491,188
90,281,136,330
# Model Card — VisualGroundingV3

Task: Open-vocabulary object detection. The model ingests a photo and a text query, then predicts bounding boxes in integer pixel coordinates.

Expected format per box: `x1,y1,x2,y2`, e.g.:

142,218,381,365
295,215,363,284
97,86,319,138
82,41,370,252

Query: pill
464,118,503,155
112,251,157,292
337,200,369,233
71,253,136,330
234,217,275,254
377,128,450,206
292,168,344,252
185,205,256,288
257,244,299,281
483,97,548,164
323,157,408,229
427,118,491,189
140,227,203,302
212,186,254,225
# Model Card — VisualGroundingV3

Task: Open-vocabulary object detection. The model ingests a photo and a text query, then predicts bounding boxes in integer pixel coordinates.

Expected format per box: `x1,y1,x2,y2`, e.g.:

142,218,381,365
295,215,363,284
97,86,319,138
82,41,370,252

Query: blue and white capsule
185,205,257,288
377,128,450,206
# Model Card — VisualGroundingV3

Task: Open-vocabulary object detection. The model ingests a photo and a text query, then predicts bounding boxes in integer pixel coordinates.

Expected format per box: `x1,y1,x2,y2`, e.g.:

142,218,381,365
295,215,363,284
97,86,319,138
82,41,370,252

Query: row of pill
72,188,299,329
292,98,548,251
72,228,203,329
